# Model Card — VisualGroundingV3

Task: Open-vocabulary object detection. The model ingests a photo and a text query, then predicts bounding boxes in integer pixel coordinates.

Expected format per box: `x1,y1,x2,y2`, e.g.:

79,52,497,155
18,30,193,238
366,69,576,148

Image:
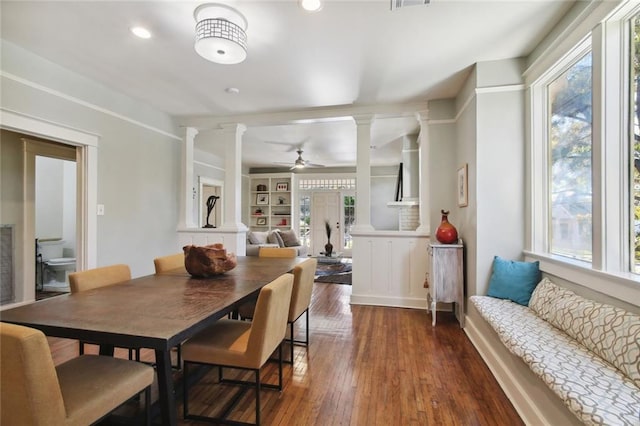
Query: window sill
523,251,640,307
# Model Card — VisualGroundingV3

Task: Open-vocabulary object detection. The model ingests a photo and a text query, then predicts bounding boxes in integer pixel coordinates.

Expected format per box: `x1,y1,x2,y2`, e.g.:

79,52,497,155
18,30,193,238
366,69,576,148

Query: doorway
311,192,342,256
25,139,79,298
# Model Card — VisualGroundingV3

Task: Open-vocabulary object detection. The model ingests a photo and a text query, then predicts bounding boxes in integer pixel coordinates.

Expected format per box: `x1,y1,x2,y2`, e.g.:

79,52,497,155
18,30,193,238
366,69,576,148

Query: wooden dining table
0,255,305,426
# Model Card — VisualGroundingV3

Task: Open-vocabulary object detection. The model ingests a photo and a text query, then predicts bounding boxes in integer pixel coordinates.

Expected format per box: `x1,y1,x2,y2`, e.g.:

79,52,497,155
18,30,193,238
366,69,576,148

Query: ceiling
0,0,573,169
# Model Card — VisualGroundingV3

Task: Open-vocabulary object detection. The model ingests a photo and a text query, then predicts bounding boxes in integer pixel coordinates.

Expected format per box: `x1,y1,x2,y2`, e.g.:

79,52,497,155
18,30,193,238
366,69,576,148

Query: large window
548,52,593,262
631,13,640,273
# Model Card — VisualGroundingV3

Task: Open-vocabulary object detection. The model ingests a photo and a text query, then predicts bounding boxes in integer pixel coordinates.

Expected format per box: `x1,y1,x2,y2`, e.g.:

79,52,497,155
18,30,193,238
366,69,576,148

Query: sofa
246,229,307,257
470,278,640,425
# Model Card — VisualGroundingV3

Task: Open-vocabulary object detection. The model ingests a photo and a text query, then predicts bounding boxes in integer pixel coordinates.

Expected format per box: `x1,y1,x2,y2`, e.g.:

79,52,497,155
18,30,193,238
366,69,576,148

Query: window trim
527,2,640,301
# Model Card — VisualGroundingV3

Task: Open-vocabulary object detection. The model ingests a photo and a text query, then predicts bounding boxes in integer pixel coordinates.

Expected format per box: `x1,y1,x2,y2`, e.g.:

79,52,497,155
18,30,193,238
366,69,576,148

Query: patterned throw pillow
486,256,541,306
530,278,640,388
279,229,301,247
248,231,268,245
267,230,285,247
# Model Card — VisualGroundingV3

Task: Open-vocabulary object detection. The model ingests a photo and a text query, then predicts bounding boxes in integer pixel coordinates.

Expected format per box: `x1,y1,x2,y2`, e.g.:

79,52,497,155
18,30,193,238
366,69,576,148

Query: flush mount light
300,0,323,12
194,3,248,65
130,26,152,39
225,87,240,94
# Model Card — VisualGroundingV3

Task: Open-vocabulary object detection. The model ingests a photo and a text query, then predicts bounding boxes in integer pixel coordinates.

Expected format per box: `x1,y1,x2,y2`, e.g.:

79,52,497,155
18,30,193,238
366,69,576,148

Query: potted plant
324,220,333,256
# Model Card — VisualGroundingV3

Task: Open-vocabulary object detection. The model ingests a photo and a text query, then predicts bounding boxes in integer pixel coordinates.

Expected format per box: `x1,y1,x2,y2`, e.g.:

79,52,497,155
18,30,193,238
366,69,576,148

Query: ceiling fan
274,149,325,170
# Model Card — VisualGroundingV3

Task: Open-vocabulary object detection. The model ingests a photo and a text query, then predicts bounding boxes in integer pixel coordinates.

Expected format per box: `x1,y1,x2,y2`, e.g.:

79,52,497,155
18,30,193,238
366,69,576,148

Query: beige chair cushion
288,258,317,321
183,273,294,369
258,247,297,258
0,322,154,426
57,355,154,426
153,253,185,273
1,322,67,426
68,264,131,293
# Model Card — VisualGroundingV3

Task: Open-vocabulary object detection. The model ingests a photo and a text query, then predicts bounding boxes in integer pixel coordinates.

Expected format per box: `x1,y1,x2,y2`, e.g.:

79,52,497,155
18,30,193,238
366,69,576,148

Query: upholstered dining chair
0,322,154,426
153,252,185,369
182,273,294,426
153,252,184,273
257,246,297,258
238,257,317,365
69,264,139,360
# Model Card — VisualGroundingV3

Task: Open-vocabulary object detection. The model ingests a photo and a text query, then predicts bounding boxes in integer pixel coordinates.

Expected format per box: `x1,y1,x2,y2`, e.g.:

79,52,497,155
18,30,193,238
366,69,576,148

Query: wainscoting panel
351,231,429,309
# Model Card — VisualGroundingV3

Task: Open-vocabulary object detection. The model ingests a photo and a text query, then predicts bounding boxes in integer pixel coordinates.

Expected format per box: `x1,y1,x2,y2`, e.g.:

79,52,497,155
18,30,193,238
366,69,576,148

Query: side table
426,240,464,327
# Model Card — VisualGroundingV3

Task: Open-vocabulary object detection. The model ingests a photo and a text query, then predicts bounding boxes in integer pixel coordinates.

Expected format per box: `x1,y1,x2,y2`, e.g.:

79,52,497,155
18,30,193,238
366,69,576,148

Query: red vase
436,210,458,244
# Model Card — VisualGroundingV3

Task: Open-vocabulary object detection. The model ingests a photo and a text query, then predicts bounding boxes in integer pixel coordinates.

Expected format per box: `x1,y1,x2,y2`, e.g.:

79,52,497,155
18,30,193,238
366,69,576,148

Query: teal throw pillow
487,256,541,306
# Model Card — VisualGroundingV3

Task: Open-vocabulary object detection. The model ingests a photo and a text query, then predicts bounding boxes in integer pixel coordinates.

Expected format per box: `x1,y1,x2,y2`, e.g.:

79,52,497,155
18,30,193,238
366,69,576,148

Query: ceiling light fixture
300,0,323,12
194,3,248,65
130,26,152,39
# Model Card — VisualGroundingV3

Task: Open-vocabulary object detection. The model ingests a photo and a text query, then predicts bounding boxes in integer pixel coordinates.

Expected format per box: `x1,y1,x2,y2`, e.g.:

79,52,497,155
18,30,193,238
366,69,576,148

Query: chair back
246,274,294,366
258,247,297,258
69,264,131,293
153,253,184,273
289,258,317,321
0,322,67,425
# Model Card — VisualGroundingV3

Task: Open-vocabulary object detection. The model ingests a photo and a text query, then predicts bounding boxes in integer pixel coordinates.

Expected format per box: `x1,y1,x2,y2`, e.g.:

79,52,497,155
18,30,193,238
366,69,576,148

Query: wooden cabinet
426,240,464,327
248,173,293,231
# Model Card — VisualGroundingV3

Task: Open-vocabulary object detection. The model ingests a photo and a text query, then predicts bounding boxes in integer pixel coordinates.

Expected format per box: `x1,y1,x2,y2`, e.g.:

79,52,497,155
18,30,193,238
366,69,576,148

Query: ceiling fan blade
304,162,325,168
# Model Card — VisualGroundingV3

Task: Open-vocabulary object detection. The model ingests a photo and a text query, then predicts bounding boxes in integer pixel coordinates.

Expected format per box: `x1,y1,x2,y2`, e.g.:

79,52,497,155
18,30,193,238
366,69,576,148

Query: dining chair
69,264,139,360
257,246,297,258
182,273,294,426
0,322,154,426
153,252,185,369
239,258,317,364
153,252,184,273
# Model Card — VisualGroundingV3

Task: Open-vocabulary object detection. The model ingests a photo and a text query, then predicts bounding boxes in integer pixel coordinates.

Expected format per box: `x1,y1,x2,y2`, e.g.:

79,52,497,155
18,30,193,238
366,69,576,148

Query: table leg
155,349,177,426
99,344,114,356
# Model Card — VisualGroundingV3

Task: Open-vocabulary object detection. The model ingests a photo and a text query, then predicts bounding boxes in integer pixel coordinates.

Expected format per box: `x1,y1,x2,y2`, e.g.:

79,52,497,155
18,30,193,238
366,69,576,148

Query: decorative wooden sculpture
183,243,237,277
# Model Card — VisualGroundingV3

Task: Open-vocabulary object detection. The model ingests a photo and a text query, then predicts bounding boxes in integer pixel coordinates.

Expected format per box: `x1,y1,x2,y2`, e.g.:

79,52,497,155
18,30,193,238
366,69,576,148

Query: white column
351,114,375,232
180,127,198,228
219,123,247,232
416,110,431,234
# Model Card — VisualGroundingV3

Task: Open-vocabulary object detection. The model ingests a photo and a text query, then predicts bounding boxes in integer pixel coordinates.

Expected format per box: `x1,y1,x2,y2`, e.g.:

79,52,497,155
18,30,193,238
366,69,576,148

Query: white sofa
470,278,640,426
246,229,307,257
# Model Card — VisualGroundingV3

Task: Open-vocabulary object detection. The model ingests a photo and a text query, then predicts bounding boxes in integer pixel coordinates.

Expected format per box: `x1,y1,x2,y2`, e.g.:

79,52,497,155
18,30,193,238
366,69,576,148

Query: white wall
1,40,182,279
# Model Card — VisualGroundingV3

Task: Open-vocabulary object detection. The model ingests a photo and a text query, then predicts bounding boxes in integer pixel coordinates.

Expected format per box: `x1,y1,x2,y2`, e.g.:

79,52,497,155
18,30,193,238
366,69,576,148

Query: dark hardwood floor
48,282,523,425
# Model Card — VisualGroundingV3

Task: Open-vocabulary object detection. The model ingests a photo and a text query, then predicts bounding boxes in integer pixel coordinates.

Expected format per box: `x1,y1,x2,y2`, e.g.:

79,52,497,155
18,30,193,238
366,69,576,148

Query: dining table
0,255,305,426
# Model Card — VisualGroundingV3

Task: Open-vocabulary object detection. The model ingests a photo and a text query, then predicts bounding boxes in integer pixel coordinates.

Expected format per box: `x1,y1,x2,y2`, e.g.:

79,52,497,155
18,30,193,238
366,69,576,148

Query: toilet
38,238,76,286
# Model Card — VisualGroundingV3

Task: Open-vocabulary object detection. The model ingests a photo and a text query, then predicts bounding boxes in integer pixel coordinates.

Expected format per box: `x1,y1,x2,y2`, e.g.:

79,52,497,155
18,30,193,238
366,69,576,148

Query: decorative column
351,114,375,232
219,123,247,232
416,110,431,234
180,127,198,228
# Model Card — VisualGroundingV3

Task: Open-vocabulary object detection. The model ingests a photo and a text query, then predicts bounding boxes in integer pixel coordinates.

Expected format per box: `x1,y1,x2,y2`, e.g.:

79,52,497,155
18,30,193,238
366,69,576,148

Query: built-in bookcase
248,173,293,231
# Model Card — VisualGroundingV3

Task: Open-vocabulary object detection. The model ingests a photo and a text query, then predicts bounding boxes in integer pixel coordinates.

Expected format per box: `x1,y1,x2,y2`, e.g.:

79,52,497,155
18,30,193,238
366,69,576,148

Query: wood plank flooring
48,282,523,425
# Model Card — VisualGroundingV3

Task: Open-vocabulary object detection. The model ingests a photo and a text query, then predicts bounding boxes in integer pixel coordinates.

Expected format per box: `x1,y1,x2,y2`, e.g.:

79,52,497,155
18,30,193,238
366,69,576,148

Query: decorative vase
324,242,333,257
435,210,458,244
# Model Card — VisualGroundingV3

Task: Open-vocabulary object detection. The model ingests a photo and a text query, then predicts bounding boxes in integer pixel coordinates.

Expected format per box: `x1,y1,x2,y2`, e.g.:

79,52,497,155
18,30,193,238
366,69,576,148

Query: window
631,13,640,273
548,52,593,262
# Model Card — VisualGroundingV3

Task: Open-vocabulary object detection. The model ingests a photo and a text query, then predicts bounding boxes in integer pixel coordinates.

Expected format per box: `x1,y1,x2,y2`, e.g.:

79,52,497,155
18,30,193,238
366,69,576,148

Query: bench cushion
470,295,640,425
529,278,640,388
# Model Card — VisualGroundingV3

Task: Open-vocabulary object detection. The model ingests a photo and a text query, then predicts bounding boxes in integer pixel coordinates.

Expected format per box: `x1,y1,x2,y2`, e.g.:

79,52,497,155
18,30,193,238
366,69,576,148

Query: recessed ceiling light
225,87,240,94
130,26,152,39
300,0,322,12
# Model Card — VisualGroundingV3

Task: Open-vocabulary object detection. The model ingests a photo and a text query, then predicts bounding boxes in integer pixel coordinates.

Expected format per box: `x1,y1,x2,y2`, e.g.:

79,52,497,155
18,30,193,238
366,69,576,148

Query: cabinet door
431,247,461,303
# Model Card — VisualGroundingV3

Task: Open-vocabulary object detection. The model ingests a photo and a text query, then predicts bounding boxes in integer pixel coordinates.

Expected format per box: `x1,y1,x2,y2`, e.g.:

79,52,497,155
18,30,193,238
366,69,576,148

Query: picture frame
256,194,269,205
256,217,267,226
457,163,468,207
276,182,289,191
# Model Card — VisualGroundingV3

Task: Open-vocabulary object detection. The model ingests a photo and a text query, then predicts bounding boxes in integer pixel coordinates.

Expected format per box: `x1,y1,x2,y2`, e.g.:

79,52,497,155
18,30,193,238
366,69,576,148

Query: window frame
526,3,640,303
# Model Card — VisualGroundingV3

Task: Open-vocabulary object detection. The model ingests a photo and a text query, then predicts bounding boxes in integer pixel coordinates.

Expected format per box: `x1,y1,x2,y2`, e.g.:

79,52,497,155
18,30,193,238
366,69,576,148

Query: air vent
391,0,430,10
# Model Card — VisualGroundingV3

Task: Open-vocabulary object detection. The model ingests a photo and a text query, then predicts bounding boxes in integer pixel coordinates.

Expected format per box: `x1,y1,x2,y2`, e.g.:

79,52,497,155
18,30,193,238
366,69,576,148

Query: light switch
97,204,105,216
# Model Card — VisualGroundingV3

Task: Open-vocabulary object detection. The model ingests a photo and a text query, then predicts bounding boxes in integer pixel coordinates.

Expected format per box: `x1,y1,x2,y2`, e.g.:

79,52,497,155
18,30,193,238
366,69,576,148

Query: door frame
1,109,98,305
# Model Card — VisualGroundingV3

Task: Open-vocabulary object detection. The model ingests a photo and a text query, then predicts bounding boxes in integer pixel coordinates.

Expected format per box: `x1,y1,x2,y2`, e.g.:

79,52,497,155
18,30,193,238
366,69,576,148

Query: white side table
426,240,464,327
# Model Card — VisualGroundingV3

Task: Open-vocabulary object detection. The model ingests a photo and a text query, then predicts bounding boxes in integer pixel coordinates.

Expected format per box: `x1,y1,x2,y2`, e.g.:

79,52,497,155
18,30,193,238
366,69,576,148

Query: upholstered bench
470,278,640,425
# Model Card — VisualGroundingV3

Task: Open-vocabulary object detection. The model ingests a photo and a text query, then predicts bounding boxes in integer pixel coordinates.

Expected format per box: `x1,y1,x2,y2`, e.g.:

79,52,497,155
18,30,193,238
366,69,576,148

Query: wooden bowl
183,243,237,277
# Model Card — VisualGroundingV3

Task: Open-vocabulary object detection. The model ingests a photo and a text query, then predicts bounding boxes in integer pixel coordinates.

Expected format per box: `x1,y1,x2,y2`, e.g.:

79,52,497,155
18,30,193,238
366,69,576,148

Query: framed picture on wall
457,164,468,207
257,217,267,226
276,182,289,191
256,194,269,205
